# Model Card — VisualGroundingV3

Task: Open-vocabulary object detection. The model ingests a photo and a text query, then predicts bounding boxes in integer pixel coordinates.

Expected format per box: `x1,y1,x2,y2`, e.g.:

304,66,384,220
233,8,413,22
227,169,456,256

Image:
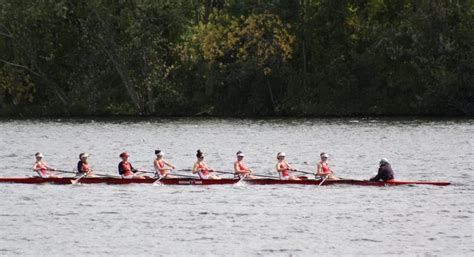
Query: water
0,118,472,256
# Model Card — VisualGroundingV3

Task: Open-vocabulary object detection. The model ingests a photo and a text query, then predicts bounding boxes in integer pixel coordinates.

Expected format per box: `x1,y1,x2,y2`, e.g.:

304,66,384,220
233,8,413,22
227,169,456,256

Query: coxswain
276,152,301,180
192,150,220,180
33,152,58,178
77,153,94,177
118,152,145,179
370,158,395,181
153,150,176,179
315,152,340,180
234,151,257,179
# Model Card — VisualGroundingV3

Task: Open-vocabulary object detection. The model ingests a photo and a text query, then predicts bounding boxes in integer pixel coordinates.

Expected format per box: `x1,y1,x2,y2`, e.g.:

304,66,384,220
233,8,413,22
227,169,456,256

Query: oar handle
82,171,122,178
318,174,330,186
140,170,198,179
56,169,118,178
213,170,234,175
294,170,314,175
55,170,77,174
167,173,199,179
251,173,280,179
137,170,155,174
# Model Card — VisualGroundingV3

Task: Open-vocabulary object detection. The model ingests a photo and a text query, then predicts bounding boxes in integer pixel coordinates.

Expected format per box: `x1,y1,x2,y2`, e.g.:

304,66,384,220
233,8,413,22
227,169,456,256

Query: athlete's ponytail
196,149,203,158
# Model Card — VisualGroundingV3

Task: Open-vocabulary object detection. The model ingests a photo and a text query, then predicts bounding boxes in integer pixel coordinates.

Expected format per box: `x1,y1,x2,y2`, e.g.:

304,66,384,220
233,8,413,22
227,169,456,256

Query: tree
190,11,295,114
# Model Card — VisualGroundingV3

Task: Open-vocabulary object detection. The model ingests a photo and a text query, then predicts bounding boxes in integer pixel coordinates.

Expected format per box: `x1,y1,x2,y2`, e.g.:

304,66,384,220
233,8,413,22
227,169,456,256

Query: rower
370,158,395,181
315,152,340,180
153,150,176,179
118,152,145,179
33,152,58,178
234,151,257,180
276,152,301,180
192,150,220,180
77,153,94,177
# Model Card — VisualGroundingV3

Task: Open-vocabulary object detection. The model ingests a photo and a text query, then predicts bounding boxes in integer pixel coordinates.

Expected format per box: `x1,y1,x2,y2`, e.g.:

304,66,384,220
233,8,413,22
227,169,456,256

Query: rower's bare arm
45,162,55,171
164,160,176,169
284,162,294,171
192,163,199,174
235,163,247,174
315,164,322,175
276,163,282,172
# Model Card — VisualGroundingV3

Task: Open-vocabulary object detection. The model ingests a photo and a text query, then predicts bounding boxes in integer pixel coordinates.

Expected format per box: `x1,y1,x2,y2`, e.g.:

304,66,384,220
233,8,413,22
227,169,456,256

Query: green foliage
188,12,295,114
0,0,472,116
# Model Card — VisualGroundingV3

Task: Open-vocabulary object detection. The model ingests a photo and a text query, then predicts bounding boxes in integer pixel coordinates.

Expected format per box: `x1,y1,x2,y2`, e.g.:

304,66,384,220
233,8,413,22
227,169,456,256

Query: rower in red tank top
118,152,145,179
315,152,340,180
234,151,257,180
192,150,220,180
275,152,301,181
154,150,176,178
321,162,331,174
33,152,58,178
197,162,209,176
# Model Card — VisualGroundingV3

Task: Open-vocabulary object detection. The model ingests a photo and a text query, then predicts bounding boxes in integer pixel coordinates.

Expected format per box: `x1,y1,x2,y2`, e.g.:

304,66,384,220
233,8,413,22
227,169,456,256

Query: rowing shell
0,177,451,186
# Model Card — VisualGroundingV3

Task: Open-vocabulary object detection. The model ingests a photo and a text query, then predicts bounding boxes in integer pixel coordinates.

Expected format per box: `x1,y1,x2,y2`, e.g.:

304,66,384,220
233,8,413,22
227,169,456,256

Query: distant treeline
0,0,473,116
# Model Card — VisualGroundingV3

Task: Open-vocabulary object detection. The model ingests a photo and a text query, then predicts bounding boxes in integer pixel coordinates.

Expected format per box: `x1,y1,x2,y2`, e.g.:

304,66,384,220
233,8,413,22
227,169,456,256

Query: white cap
277,152,286,158
321,153,329,158
380,158,389,164
237,152,245,157
35,152,44,158
157,151,164,156
80,153,89,158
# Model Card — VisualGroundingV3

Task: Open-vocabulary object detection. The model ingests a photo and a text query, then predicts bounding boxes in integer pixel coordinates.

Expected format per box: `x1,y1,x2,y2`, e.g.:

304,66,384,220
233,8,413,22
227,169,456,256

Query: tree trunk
194,0,200,25
266,80,275,112
204,0,213,24
91,7,144,114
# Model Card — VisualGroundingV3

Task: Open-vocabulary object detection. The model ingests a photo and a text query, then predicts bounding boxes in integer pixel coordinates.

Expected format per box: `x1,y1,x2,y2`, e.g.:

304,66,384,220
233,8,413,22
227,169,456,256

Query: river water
0,118,472,256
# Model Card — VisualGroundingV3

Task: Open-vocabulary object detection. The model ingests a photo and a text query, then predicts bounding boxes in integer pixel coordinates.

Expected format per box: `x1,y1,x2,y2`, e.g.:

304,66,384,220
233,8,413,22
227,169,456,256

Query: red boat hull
0,177,450,186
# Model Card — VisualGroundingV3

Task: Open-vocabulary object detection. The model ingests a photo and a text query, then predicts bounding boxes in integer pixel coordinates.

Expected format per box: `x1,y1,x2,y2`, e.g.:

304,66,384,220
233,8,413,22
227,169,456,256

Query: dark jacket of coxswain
370,163,394,181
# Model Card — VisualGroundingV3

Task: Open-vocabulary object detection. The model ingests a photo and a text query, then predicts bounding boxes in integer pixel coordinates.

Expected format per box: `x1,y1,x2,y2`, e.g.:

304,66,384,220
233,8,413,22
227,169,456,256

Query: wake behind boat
0,176,451,186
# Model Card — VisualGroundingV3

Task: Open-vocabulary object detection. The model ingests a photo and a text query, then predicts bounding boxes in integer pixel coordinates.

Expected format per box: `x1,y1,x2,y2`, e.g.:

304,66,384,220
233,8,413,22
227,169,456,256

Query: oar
129,170,162,184
249,173,280,179
294,170,313,175
153,175,166,185
88,172,122,178
56,169,119,178
140,170,198,179
295,170,328,180
71,173,87,184
318,175,329,186
234,173,249,185
213,170,234,176
143,168,177,184
169,173,200,179
55,169,75,174
55,170,77,175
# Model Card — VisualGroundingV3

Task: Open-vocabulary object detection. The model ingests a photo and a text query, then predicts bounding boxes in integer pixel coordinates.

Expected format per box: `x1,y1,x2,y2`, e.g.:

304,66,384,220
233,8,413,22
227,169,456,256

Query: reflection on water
0,118,472,256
